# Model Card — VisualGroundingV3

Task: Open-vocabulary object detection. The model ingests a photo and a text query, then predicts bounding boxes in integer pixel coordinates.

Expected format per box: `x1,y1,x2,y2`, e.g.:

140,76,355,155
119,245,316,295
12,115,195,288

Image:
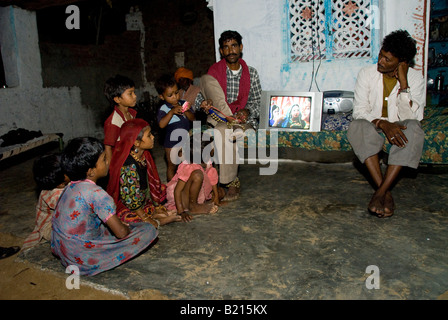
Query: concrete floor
1,141,447,300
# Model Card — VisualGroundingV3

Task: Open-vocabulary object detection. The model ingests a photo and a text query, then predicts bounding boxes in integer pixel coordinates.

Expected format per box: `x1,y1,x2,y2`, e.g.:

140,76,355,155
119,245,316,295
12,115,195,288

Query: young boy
156,74,196,182
103,74,137,162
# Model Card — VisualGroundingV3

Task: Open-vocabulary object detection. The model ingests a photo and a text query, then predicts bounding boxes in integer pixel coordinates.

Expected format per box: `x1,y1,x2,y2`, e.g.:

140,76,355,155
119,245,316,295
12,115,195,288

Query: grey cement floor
1,142,447,300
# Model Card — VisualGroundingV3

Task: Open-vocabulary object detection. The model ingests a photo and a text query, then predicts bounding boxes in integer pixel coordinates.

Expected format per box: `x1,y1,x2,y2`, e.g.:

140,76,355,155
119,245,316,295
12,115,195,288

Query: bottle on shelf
435,70,445,91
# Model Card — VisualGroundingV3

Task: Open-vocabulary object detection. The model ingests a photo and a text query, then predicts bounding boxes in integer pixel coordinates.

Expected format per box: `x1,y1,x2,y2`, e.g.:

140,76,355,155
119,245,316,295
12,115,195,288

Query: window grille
289,0,374,62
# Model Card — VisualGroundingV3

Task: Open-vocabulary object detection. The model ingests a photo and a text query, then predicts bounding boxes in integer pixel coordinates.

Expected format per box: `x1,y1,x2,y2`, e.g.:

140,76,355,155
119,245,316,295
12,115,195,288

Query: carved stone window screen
289,0,373,62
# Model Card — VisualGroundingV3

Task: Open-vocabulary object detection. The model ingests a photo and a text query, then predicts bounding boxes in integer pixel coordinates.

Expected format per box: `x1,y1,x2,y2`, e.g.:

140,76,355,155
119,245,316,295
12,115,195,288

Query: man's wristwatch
399,87,410,93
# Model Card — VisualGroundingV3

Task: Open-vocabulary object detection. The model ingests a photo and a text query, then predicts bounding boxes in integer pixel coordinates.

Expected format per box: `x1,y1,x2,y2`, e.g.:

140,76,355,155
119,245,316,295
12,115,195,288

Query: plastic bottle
435,71,445,91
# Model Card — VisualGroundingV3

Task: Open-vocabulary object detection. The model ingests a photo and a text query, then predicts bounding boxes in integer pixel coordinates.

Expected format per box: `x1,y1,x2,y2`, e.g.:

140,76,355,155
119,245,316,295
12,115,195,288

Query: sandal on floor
0,246,20,260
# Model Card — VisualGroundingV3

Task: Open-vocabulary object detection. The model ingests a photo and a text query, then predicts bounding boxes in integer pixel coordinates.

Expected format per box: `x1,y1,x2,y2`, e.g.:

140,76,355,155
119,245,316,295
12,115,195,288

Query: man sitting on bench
347,29,425,218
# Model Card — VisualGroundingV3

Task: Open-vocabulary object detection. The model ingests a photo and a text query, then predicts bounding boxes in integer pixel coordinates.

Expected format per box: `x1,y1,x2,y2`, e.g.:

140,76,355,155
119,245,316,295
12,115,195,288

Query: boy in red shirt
103,75,137,162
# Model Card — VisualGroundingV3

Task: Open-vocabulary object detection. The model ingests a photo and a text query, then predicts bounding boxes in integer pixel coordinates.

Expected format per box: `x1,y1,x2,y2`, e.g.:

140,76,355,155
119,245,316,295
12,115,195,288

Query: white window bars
289,0,375,62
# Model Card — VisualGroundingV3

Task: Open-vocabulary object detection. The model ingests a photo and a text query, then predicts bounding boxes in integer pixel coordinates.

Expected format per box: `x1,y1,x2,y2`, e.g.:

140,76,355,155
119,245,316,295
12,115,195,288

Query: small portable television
259,91,323,132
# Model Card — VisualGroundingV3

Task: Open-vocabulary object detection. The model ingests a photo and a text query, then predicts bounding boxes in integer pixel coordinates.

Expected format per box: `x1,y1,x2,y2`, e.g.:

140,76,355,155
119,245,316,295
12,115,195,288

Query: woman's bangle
375,119,382,128
154,219,160,229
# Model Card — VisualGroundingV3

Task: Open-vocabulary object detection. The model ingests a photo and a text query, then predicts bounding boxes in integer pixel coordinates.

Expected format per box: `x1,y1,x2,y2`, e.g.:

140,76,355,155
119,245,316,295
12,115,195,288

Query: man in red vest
200,30,262,201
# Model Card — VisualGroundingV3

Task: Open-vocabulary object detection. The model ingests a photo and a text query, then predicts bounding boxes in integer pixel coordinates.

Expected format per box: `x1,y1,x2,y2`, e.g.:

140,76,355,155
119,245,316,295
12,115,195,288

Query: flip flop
0,246,20,259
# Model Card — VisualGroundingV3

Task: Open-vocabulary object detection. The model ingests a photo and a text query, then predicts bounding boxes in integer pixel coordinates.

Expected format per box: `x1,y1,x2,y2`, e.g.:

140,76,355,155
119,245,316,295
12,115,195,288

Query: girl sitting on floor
51,137,157,276
107,118,181,225
22,153,70,251
165,133,225,222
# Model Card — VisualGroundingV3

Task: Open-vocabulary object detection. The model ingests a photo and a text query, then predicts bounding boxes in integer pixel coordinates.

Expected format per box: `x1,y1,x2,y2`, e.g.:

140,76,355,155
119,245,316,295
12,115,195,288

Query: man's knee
347,119,383,163
402,119,422,131
347,119,371,141
200,74,215,87
200,74,221,98
348,118,371,131
400,119,424,145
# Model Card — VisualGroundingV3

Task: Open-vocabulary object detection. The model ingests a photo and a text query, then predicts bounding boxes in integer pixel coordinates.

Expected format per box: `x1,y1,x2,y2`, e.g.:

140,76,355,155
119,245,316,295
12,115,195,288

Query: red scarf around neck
207,58,251,113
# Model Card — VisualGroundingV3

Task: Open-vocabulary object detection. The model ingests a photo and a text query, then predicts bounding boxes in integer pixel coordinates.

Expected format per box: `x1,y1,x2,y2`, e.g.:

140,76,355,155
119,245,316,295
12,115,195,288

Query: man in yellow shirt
347,30,425,218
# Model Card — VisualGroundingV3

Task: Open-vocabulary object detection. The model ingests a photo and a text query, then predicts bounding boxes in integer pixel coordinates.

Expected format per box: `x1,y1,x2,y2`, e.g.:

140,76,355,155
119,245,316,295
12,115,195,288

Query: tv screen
260,91,323,132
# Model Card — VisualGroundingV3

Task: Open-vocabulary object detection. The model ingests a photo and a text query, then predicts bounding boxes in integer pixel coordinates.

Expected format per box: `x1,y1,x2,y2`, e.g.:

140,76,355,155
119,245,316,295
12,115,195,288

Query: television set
259,91,323,132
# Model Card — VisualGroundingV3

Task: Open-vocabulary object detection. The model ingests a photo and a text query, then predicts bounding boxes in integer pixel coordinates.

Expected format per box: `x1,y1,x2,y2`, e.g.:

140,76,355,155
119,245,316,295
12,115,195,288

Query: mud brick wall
38,0,215,128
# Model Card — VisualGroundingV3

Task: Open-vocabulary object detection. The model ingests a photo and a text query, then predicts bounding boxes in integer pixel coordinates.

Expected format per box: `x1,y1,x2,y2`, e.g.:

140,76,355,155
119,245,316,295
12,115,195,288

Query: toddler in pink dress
165,135,225,222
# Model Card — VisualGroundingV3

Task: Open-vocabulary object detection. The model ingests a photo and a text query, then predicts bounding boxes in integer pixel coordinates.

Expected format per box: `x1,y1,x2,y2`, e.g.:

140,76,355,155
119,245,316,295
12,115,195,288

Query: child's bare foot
152,212,168,219
166,209,177,216
209,205,219,214
189,201,219,215
157,215,182,225
154,206,175,216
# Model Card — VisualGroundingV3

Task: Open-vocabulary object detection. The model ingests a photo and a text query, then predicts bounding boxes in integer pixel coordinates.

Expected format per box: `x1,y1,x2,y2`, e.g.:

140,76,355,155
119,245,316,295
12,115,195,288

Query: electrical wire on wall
308,0,322,92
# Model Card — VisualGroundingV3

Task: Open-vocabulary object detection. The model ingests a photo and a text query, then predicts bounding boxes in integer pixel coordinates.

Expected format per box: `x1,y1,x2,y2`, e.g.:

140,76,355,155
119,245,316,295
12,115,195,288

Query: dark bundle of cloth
0,128,43,147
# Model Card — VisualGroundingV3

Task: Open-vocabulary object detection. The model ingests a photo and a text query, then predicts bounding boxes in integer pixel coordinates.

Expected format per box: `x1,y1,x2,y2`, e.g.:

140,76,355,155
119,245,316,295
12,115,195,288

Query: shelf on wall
431,8,448,18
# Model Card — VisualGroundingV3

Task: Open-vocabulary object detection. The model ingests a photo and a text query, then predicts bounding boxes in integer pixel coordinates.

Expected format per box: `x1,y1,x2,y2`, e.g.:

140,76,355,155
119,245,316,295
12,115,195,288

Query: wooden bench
0,133,63,161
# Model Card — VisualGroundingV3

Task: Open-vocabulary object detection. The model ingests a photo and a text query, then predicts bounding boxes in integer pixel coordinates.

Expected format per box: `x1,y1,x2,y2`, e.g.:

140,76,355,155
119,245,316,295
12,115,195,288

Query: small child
107,118,181,225
22,154,70,251
103,74,138,162
165,134,225,222
156,74,196,182
52,137,157,276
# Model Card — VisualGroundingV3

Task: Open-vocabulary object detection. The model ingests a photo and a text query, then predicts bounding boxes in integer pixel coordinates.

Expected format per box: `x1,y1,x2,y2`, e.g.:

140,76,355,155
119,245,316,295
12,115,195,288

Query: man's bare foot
368,191,385,215
222,186,240,201
378,191,394,218
368,191,394,218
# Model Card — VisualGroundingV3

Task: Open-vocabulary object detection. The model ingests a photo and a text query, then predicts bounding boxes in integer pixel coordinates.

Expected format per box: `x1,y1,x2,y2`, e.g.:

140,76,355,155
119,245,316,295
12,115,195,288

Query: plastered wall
209,0,428,93
0,6,99,141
